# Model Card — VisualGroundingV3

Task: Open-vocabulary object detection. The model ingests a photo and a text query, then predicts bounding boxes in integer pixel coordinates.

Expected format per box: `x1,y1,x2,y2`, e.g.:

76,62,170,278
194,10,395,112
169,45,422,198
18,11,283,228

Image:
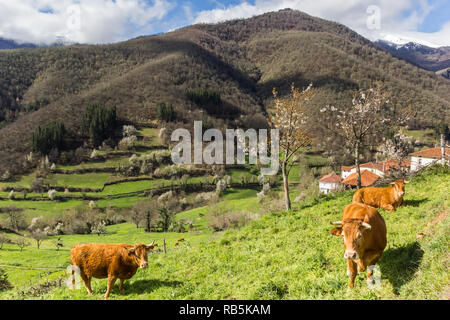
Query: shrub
119,135,137,150
123,125,137,137
48,189,57,200
0,269,12,291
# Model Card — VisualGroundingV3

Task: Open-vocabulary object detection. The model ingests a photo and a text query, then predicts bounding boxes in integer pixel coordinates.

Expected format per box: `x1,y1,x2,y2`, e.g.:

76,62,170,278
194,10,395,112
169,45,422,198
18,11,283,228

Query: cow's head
125,242,158,269
330,219,372,260
391,179,408,198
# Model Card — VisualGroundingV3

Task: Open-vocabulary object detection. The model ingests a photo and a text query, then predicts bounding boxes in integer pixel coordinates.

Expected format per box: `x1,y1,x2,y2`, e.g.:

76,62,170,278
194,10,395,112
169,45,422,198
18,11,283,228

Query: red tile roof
342,170,380,187
410,147,450,160
341,159,410,173
319,174,342,183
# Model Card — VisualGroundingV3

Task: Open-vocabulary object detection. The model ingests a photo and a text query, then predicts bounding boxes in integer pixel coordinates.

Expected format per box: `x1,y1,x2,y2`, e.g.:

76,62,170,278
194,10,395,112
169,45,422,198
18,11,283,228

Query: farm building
409,147,450,171
341,159,410,180
319,174,342,194
341,170,381,188
323,158,411,192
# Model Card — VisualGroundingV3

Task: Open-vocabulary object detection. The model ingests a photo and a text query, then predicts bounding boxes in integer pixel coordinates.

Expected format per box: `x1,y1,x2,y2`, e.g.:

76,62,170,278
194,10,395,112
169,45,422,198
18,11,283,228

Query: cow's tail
71,266,76,290
68,265,80,290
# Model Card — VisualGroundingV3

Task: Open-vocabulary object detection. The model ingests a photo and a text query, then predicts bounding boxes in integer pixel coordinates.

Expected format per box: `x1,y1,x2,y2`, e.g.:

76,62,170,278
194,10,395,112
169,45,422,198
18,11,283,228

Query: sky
0,0,449,47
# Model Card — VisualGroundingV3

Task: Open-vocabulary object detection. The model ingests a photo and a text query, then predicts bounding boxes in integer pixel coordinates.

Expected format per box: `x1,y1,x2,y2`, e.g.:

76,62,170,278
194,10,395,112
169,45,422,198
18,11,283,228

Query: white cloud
0,0,175,44
194,0,450,47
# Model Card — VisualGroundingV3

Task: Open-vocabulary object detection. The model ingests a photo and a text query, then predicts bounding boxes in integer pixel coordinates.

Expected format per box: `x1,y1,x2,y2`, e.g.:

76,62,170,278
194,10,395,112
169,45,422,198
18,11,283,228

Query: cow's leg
347,259,357,289
119,279,125,291
105,275,117,299
383,204,395,211
85,276,93,295
364,251,383,285
79,272,93,295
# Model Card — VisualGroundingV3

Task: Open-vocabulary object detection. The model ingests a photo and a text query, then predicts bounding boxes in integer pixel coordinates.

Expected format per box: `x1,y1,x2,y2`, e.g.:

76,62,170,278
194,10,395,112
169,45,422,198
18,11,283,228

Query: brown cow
330,203,387,288
352,179,408,211
70,242,157,299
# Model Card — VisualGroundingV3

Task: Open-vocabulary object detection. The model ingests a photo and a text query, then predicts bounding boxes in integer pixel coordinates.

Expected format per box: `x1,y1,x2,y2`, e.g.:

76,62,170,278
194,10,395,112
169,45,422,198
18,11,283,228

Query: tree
377,129,413,173
53,237,63,251
6,210,26,231
320,86,408,189
31,122,65,155
14,238,29,252
433,123,450,142
129,200,159,232
91,221,107,236
0,234,11,250
269,83,315,210
82,104,117,147
157,103,175,123
29,229,47,249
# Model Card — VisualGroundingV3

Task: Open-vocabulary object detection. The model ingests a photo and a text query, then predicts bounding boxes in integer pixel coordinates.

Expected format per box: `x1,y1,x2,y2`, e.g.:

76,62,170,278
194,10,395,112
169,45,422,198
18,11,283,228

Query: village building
318,174,342,194
340,159,410,180
320,158,411,193
341,170,381,188
409,147,450,171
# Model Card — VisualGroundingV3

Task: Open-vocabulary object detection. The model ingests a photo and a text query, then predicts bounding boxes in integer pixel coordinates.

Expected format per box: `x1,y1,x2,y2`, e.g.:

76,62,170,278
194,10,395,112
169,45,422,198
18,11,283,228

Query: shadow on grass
403,198,429,207
379,241,424,295
116,279,183,295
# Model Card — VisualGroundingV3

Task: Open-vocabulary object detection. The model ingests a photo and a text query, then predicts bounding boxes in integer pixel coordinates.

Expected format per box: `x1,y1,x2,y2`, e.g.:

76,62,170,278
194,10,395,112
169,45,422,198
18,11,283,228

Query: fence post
163,238,167,254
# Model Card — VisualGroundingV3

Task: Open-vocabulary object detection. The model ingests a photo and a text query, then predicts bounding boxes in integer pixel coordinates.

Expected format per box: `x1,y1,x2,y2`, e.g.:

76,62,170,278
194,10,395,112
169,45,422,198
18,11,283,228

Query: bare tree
53,237,63,251
320,86,408,189
269,83,315,210
29,229,47,249
0,234,11,250
6,211,26,231
14,238,29,252
130,200,160,232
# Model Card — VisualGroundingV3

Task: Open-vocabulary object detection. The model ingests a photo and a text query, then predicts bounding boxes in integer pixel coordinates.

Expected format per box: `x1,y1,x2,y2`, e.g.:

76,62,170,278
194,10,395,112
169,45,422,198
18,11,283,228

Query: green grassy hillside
0,166,447,300
1,9,450,177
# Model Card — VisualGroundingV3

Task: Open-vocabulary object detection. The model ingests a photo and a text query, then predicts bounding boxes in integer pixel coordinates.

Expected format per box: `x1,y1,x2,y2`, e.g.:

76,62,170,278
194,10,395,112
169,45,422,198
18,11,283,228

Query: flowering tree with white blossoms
269,83,315,210
377,130,413,175
320,86,405,189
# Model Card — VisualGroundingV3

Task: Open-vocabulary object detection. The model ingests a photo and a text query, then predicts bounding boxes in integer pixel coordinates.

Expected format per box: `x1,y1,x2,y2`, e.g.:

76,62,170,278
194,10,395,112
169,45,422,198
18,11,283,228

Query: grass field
0,166,447,300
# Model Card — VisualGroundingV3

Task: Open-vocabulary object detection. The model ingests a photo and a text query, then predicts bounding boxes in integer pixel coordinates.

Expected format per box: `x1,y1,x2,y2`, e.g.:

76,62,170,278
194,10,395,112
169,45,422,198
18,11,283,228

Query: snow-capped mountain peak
379,34,442,49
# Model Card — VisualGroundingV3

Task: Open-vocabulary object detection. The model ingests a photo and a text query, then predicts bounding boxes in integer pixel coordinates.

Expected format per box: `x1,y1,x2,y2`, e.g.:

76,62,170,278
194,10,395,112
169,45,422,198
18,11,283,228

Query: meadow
0,166,448,300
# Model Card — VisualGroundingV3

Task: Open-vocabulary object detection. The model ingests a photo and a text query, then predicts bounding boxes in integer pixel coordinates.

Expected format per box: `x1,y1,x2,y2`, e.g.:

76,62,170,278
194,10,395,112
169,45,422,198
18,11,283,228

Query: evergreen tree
31,122,65,155
82,104,117,147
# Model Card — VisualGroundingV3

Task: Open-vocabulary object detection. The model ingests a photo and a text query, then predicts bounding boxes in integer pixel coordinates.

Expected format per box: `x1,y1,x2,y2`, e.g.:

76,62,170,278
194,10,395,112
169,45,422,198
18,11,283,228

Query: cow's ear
125,247,135,254
330,228,343,236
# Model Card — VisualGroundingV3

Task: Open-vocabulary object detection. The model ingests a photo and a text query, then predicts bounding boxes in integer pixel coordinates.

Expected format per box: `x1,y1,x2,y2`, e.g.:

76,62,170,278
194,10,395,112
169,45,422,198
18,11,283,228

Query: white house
319,174,342,194
409,147,450,172
341,159,410,180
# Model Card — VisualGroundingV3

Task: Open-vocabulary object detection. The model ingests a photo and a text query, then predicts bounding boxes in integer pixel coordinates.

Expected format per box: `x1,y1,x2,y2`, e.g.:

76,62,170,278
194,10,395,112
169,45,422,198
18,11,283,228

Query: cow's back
70,243,128,278
352,187,389,208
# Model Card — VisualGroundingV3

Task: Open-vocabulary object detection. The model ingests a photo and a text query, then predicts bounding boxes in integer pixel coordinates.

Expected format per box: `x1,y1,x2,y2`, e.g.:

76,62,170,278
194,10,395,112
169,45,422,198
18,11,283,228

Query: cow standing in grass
330,203,387,288
352,179,408,211
70,242,157,299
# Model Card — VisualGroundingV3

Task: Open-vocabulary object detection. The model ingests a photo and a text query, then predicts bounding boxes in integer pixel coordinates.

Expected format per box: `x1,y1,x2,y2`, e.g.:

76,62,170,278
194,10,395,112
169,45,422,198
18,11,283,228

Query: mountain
0,38,38,50
376,39,450,77
0,9,449,176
